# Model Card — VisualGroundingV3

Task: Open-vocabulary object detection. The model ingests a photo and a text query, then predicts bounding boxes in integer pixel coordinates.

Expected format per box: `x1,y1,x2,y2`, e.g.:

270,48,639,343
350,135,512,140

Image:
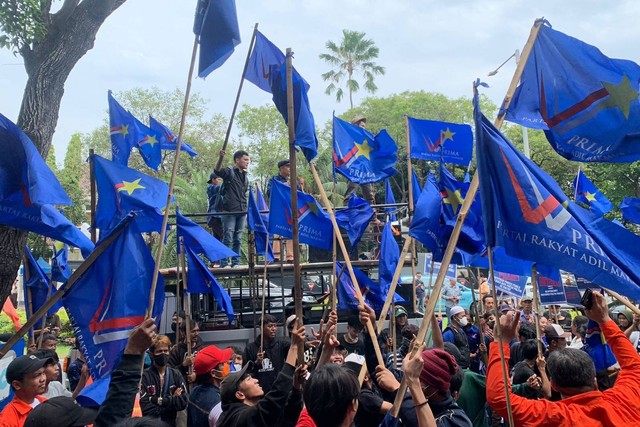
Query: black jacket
188,383,221,427
168,336,205,380
139,365,188,426
94,354,143,427
217,363,302,427
214,166,249,212
243,334,290,393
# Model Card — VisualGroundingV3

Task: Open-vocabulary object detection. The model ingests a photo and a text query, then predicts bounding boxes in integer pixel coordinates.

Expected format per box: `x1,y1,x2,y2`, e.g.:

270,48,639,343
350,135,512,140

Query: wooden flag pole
390,19,545,418
284,48,305,363
603,288,640,316
178,238,193,387
310,163,385,366
376,238,412,332
214,23,259,171
259,233,270,352
36,283,53,349
22,254,35,343
88,149,97,244
531,264,544,356
405,115,420,315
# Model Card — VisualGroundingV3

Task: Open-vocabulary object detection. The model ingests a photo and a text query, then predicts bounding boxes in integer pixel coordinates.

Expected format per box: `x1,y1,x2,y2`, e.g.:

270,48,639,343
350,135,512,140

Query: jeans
221,214,246,266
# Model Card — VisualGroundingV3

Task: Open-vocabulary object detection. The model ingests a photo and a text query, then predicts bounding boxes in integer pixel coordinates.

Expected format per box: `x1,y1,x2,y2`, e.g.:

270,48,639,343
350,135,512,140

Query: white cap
450,306,465,317
344,353,365,365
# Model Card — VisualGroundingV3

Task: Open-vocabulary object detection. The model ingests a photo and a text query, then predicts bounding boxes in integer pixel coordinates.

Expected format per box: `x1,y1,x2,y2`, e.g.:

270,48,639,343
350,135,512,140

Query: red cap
194,345,234,375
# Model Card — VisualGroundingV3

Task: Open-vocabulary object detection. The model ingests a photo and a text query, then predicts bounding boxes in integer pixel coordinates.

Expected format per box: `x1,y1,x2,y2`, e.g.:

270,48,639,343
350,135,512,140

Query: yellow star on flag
142,135,158,147
584,191,597,202
120,124,129,137
355,139,373,160
443,187,464,212
601,74,638,119
117,178,145,195
441,128,455,142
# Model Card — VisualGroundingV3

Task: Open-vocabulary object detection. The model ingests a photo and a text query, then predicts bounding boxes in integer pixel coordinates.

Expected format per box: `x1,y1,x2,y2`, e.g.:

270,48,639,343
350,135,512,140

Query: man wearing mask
442,306,471,370
140,335,188,426
188,345,234,427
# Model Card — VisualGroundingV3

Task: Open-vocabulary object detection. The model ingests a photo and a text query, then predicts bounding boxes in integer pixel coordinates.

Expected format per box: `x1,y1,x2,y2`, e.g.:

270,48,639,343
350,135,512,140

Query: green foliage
27,233,50,260
58,133,89,225
320,29,385,109
0,0,47,53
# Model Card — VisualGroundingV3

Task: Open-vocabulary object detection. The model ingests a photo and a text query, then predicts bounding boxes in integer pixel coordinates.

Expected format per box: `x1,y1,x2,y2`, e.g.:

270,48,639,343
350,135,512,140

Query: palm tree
319,30,385,109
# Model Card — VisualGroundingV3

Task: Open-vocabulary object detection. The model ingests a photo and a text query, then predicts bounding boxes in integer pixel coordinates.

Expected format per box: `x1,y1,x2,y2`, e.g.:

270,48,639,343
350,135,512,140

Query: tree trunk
0,0,127,303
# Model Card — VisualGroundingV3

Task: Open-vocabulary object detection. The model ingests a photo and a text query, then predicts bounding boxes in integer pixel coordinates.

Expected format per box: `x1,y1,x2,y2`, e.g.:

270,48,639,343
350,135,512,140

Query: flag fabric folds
108,92,161,170
335,195,374,248
379,222,399,293
23,247,62,317
176,209,236,262
384,179,397,222
62,215,165,380
245,30,286,93
336,262,404,314
2,296,22,331
93,155,169,235
269,62,318,162
193,0,241,78
407,116,473,166
503,22,640,162
409,173,444,257
333,116,397,184
149,116,198,158
620,197,640,224
247,187,274,262
0,114,93,256
475,89,640,301
573,169,612,216
255,186,270,226
411,169,423,204
268,180,332,250
183,245,234,323
51,241,71,283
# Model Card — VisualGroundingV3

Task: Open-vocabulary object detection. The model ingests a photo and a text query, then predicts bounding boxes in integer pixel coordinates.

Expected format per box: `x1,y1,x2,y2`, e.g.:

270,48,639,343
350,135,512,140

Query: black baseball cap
220,361,254,404
6,354,52,383
277,159,290,168
25,396,98,427
208,172,219,184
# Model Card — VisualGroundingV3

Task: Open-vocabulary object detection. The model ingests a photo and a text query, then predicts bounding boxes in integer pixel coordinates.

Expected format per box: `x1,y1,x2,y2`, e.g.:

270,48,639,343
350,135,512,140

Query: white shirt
42,381,72,398
209,401,223,427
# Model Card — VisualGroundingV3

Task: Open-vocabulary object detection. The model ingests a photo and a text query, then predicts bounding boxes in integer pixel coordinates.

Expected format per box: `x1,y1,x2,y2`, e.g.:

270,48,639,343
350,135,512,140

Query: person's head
149,335,171,369
32,349,59,384
521,296,533,312
547,348,597,397
572,315,589,338
24,396,98,427
401,324,419,342
617,311,632,329
233,150,250,171
482,295,495,311
171,310,186,332
545,324,567,352
449,306,467,328
207,172,221,186
304,364,360,427
350,116,367,129
260,314,278,341
416,272,422,279
178,320,200,344
482,311,496,329
6,354,50,401
40,334,57,351
194,345,234,386
521,339,539,362
464,309,473,327
330,346,346,364
449,367,465,401
420,348,458,401
220,361,263,408
518,322,536,342
395,306,408,327
448,278,457,287
539,315,549,330
277,159,290,178
346,317,363,339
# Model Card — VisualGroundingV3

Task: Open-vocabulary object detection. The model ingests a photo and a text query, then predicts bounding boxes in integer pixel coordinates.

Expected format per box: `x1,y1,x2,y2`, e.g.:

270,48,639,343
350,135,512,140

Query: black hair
303,364,360,427
233,150,249,161
32,349,59,364
401,324,419,341
518,322,536,340
178,320,201,335
195,372,212,385
547,348,596,389
572,315,589,337
347,316,364,331
41,333,57,344
449,366,464,395
259,314,278,326
521,339,539,361
482,311,497,320
482,294,494,304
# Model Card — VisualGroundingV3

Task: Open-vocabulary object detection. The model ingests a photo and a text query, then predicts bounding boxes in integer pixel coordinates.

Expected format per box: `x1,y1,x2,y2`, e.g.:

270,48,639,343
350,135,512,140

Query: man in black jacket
214,149,250,268
217,322,306,427
188,344,233,427
243,314,290,393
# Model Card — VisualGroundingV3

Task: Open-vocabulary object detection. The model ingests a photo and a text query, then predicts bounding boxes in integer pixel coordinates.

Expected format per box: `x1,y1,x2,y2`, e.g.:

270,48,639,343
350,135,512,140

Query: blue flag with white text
333,116,397,184
573,169,612,216
248,187,274,262
176,209,237,262
408,116,473,166
620,198,640,224
149,116,198,158
245,30,286,93
335,195,374,248
268,179,332,250
503,22,640,162
193,0,240,78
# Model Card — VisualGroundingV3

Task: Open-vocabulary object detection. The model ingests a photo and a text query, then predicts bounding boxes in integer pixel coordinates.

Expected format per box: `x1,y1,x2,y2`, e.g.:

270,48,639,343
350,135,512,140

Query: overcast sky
1,0,640,160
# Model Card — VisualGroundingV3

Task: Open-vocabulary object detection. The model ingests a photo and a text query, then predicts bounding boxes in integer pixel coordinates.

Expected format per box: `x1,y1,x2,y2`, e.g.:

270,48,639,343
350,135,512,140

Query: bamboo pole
376,238,411,331
603,288,640,316
531,265,544,356
23,254,34,341
178,238,193,386
36,283,53,348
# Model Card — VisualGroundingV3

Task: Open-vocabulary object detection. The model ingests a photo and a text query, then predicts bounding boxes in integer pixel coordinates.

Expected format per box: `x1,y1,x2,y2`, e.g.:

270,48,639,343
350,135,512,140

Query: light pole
488,49,530,158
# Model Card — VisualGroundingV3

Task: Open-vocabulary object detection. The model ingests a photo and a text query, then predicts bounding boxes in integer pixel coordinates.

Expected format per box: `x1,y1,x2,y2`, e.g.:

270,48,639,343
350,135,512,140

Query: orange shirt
487,320,640,426
0,395,46,427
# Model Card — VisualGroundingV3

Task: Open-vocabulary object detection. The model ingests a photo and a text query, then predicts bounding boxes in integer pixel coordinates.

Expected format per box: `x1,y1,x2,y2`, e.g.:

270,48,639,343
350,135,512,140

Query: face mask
487,321,495,329
153,354,169,367
458,317,469,327
232,363,242,372
171,322,177,332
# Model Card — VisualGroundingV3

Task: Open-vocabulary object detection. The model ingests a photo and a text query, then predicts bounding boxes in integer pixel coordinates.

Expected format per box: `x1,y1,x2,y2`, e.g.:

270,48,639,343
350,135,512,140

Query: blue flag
333,116,397,184
336,262,404,313
620,198,640,224
384,179,397,222
108,92,162,170
408,116,473,166
503,22,640,162
475,89,640,301
411,169,422,204
93,155,168,235
379,222,399,293
51,241,71,283
409,173,443,257
248,187,274,262
335,195,374,248
573,169,612,216
149,116,198,158
269,62,318,162
245,30,286,93
193,0,240,78
256,186,270,227
184,245,234,323
268,180,332,250
62,215,165,380
468,247,533,277
23,247,62,317
176,209,236,262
